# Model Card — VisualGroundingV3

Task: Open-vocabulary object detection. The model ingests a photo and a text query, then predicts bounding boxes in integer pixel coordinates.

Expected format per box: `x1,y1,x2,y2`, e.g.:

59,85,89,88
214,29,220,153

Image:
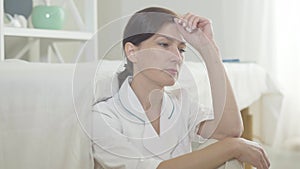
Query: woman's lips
165,69,178,76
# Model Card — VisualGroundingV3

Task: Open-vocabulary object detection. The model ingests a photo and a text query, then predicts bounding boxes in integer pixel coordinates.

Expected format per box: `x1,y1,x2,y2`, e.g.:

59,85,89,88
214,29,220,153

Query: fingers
192,17,201,30
174,17,195,33
176,12,210,31
256,150,269,169
251,142,270,169
237,138,270,169
260,147,271,168
254,142,270,169
182,13,197,30
182,13,211,28
174,13,218,52
262,148,271,167
180,13,214,39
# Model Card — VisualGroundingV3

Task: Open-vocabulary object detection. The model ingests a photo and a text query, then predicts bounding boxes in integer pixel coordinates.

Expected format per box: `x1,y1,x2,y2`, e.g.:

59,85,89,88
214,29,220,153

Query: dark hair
118,7,179,88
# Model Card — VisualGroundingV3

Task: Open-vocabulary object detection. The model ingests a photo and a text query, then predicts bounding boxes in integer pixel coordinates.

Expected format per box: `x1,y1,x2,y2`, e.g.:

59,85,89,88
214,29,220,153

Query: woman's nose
170,46,183,63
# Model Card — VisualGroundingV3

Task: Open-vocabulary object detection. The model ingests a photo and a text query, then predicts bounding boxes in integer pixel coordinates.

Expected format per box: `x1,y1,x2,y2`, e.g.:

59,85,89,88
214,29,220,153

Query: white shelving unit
0,0,98,63
4,27,93,40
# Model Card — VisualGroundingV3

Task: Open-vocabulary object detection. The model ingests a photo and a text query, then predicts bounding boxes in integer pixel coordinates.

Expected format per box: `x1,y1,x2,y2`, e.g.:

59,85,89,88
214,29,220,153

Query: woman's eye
158,42,169,47
179,48,186,53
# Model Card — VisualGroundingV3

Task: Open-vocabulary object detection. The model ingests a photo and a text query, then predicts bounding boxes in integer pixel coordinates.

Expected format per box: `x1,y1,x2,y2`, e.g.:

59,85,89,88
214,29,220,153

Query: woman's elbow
231,124,244,137
227,119,244,138
213,122,244,139
227,113,244,137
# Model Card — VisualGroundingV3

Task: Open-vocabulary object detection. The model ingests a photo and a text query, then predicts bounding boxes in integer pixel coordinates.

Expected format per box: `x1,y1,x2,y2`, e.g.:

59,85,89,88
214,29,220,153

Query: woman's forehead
156,23,185,43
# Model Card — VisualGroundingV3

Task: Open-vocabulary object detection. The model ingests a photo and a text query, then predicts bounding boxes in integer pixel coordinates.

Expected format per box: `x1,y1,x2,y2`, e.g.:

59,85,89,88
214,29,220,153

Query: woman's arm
197,41,244,139
157,137,270,169
174,14,243,139
173,14,269,169
212,72,244,139
158,138,236,169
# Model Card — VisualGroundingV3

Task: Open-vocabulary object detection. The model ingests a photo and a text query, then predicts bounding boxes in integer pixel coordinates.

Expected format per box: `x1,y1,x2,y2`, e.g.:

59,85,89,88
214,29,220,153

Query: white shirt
92,76,214,169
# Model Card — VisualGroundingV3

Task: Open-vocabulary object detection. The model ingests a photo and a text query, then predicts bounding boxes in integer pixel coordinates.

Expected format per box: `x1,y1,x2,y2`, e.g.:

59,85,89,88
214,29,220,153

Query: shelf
4,27,94,41
1,0,98,62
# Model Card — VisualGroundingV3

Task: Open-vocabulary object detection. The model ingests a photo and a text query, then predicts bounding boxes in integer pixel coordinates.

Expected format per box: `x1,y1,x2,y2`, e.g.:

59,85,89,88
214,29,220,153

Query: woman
92,7,270,169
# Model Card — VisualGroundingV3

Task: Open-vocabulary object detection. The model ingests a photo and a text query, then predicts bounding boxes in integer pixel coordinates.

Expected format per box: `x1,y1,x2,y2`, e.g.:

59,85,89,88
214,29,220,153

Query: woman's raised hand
174,13,219,55
183,13,213,39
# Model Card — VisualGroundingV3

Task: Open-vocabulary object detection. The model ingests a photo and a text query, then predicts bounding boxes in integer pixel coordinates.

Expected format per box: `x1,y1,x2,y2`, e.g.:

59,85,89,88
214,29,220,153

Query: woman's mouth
164,69,178,76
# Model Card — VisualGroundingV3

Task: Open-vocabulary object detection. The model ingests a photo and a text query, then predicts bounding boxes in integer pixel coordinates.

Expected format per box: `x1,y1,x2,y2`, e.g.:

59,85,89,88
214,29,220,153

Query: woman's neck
130,74,163,135
130,74,164,114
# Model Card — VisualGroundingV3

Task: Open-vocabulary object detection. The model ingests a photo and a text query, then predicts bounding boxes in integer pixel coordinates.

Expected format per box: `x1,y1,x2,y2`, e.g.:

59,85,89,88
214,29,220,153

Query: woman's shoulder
92,94,121,115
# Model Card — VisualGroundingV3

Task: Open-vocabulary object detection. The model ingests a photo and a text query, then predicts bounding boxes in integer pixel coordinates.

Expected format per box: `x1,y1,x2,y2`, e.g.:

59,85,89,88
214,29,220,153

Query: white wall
97,0,268,61
97,0,124,60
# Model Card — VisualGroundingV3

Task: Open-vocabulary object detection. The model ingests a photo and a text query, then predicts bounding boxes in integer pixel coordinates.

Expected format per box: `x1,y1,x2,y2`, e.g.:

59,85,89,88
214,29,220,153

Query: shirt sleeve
92,103,162,169
187,97,214,144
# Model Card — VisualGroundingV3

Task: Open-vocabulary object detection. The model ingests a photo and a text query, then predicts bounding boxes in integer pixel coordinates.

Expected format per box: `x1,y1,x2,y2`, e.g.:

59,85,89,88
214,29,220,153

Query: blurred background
2,0,300,168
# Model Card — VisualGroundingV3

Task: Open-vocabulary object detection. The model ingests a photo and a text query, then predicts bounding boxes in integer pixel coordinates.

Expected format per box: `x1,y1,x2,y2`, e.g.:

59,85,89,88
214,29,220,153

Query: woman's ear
124,42,138,63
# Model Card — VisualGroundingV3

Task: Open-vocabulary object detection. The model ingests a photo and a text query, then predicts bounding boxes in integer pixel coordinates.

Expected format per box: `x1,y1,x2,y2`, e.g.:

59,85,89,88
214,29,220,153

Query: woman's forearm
195,41,243,139
214,73,244,138
157,138,237,169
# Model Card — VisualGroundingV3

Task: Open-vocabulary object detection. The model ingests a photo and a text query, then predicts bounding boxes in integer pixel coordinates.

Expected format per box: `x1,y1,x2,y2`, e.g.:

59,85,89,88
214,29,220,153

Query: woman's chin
151,72,178,87
163,76,177,86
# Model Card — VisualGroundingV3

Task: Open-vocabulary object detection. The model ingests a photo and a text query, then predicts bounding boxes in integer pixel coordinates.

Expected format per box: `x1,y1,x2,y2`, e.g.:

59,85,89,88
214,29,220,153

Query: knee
195,139,244,169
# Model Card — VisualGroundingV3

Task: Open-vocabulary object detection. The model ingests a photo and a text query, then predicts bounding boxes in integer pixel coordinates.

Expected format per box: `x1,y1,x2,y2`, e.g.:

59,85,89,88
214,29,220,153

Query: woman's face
133,22,186,87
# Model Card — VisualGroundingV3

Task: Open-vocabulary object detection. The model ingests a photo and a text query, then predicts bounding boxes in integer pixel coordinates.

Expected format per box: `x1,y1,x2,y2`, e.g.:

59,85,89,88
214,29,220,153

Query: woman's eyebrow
155,34,186,46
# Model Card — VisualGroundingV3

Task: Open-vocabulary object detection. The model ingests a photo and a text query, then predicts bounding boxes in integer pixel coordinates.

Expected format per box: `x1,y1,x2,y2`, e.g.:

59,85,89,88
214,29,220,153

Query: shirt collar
118,76,174,124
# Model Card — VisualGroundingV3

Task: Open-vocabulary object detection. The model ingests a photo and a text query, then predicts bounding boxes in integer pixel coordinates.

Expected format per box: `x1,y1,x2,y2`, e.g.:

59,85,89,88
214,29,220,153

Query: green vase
31,5,64,30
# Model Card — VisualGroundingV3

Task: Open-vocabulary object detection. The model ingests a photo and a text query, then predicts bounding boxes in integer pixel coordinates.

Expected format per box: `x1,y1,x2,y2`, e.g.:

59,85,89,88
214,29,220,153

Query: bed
0,59,283,169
